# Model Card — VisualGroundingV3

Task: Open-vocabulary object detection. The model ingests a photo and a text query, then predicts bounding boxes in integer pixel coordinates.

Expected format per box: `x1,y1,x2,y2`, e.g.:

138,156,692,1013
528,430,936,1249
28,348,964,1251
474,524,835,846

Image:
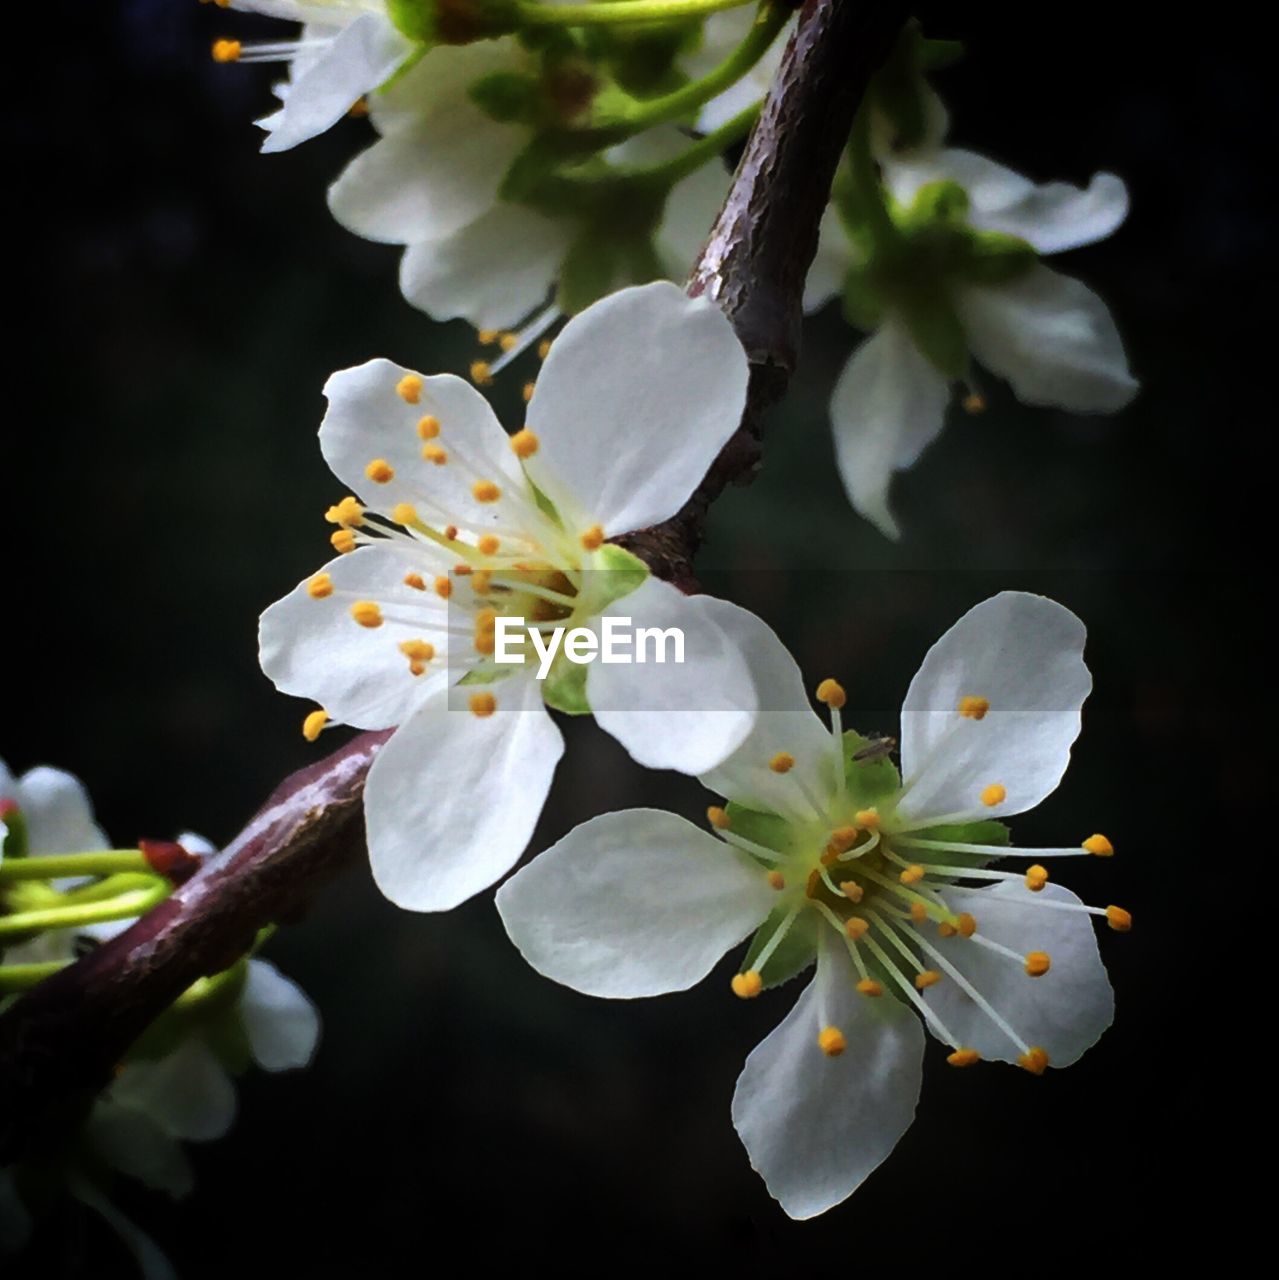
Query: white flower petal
958,264,1138,412
260,14,412,154
259,545,452,731
587,581,757,775
923,881,1114,1066
699,606,835,822
400,204,569,330
732,938,924,1219
524,282,748,535
897,592,1091,825
87,1101,195,1198
239,960,321,1072
496,809,774,997
318,359,526,524
13,766,108,855
691,10,794,133
110,1039,237,1143
828,316,950,539
803,207,851,314
365,677,563,911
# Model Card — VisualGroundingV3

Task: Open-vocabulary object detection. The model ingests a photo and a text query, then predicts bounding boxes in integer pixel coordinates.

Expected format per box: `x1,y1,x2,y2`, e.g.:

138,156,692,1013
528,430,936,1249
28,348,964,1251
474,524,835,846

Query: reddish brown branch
0,0,907,1159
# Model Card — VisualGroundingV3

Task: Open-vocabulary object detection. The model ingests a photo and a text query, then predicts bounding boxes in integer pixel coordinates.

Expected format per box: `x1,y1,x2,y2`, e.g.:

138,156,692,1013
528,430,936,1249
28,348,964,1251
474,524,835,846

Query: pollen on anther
473,480,501,503
804,869,822,899
434,576,452,599
307,573,334,599
350,601,383,629
899,864,925,885
477,329,499,346
829,826,858,853
392,503,418,526
958,695,990,719
1026,864,1049,891
915,969,942,990
1025,950,1051,977
980,783,1007,806
404,573,426,591
211,38,241,62
470,361,493,386
580,524,605,551
444,525,459,541
962,392,987,414
522,382,536,403
396,374,423,404
767,870,786,891
471,571,493,597
509,428,539,459
856,979,883,997
330,529,357,554
769,752,795,774
854,808,880,830
956,912,977,938
910,901,927,924
731,971,763,999
817,1026,847,1056
1018,1046,1050,1075
301,709,328,742
816,678,846,709
416,415,441,440
365,458,395,484
1105,905,1132,932
325,496,364,527
478,534,500,556
938,921,958,938
706,806,730,830
839,881,864,904
1083,833,1114,856
948,1048,981,1067
498,332,518,353
468,691,497,717
421,444,448,465
845,916,869,939
537,338,552,360
399,639,435,664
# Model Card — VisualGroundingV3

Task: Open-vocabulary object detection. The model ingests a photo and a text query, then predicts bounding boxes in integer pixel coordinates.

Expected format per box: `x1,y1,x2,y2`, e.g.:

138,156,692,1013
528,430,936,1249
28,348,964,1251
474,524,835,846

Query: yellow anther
444,525,459,541
1025,864,1049,892
474,607,498,632
421,444,448,465
392,503,418,527
330,529,357,554
350,601,383,629
899,864,925,885
915,969,942,990
980,783,1006,807
471,570,493,596
767,870,786,891
477,534,500,556
416,414,441,440
365,458,395,484
498,332,518,352
399,640,435,664
472,480,501,503
301,709,328,742
1025,950,1052,977
453,563,472,575
1018,1046,1050,1075
845,916,869,940
838,881,864,904
828,826,858,853
1083,833,1114,856
815,678,846,709
468,691,497,717
403,573,426,592
856,979,883,997
522,382,536,403
1106,905,1132,932
731,971,763,999
962,391,987,414
947,1048,981,1067
956,912,977,938
817,1026,847,1056
854,809,880,830
938,922,958,938
307,573,334,599
470,361,493,386
537,338,552,359
396,374,423,404
211,38,241,62
909,901,927,924
434,576,452,599
579,524,605,551
706,806,731,830
509,428,539,459
325,495,364,527
769,752,795,774
958,695,990,720
477,329,499,346
475,632,496,655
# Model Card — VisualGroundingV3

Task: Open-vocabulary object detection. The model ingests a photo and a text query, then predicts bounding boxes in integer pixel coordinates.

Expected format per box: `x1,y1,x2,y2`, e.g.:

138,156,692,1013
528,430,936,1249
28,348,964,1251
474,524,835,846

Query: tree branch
0,0,907,1159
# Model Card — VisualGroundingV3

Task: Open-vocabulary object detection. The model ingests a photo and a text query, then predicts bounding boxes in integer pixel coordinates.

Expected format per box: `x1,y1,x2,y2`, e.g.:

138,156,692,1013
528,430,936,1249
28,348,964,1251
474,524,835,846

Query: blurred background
7,0,1259,1272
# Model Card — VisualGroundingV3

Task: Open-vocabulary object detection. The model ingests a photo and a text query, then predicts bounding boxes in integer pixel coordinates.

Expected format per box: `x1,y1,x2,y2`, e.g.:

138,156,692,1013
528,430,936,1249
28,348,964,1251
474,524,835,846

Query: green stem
0,850,148,883
839,103,897,246
0,882,169,939
517,0,751,26
622,100,760,186
0,960,69,992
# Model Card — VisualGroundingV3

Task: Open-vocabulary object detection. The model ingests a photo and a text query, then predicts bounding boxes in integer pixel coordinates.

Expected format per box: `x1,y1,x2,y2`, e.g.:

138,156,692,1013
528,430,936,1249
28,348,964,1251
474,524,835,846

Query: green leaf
840,731,902,808
541,650,590,715
581,542,649,615
723,802,791,854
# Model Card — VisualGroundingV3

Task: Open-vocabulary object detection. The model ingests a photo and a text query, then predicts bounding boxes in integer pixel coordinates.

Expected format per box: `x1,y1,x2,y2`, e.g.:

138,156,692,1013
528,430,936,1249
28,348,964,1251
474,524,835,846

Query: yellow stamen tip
468,692,497,718
416,414,441,440
403,573,426,591
731,971,763,999
470,361,493,386
767,870,786,891
962,391,987,414
1105,905,1132,932
301,709,328,742
815,678,846,709
845,916,869,940
579,523,605,552
1025,864,1049,892
350,601,383,629
211,38,241,62
706,806,731,830
498,332,518,352
537,338,552,359
392,503,418,526
947,1048,981,1067
434,576,452,599
828,826,858,853
509,428,539,459
899,864,925,885
477,329,499,346
477,534,500,556
396,374,423,404
817,1026,847,1056
398,639,435,664
856,979,883,997
958,695,990,720
307,573,334,600
330,529,357,554
472,480,501,503
956,912,977,938
854,808,880,830
938,922,958,938
915,969,942,990
909,901,927,924
1018,1046,1050,1075
839,881,865,904
325,496,365,528
421,444,448,465
365,458,395,484
769,752,795,774
980,783,1007,807
1025,950,1052,977
522,381,536,403
1083,833,1114,856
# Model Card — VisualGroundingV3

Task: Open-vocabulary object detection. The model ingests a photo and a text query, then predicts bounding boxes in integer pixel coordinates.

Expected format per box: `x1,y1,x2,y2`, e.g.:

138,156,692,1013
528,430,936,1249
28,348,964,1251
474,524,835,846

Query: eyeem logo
494,616,685,680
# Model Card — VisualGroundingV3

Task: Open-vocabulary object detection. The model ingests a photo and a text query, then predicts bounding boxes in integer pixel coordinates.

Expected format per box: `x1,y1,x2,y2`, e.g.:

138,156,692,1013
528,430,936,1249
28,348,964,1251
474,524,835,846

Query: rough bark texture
0,0,907,1159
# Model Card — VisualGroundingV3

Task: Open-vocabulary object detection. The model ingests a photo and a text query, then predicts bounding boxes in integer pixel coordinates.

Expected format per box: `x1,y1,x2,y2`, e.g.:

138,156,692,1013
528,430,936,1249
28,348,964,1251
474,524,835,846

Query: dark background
6,1,1259,1273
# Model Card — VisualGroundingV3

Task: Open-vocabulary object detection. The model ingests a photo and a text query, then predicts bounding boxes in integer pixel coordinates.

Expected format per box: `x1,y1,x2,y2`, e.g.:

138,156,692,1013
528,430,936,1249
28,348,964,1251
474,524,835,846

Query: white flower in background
0,756,109,868
259,282,759,912
215,3,415,153
685,7,795,133
498,592,1125,1218
806,145,1139,538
